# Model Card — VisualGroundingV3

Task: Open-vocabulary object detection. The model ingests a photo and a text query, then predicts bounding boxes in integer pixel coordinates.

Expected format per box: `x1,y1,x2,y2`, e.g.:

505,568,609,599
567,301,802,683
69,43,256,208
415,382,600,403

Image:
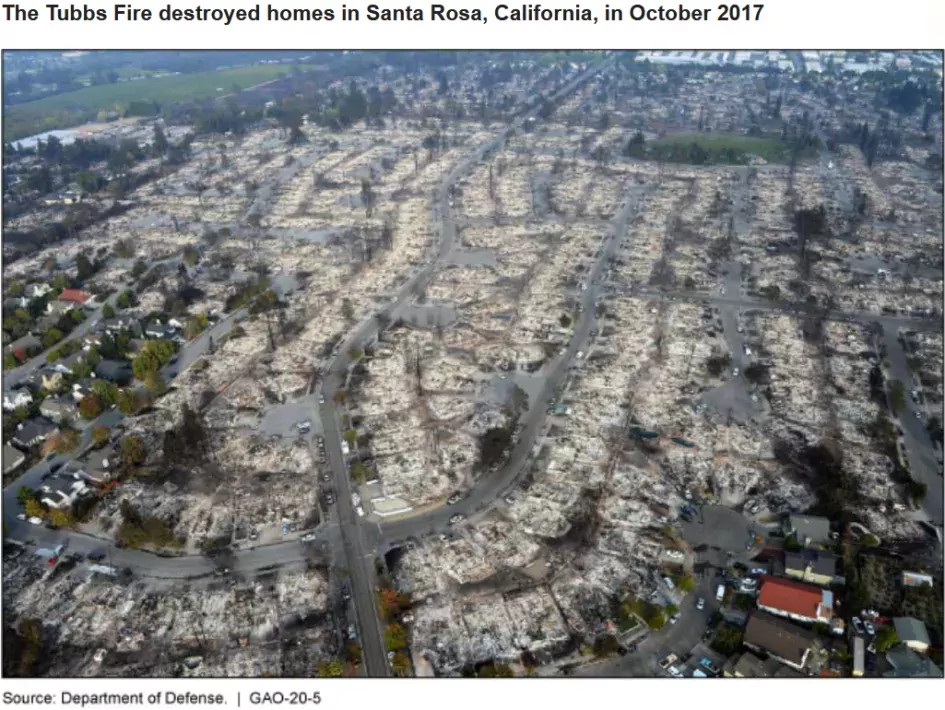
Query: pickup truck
658,653,679,670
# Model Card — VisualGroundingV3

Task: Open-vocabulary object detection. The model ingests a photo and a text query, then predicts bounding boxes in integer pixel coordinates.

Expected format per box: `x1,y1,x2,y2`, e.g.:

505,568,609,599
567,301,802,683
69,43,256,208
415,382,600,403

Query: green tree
349,461,369,483
390,651,412,677
889,380,907,414
102,304,116,319
712,623,744,655
182,246,200,266
122,435,146,466
874,626,899,653
4,353,17,369
676,575,694,593
343,429,358,447
91,425,110,447
42,328,64,349
316,659,345,677
24,499,45,520
17,486,36,506
49,428,80,454
49,508,74,528
145,371,167,397
645,607,667,630
91,380,118,408
117,388,136,415
117,291,133,309
384,623,408,651
79,393,103,420
666,603,679,617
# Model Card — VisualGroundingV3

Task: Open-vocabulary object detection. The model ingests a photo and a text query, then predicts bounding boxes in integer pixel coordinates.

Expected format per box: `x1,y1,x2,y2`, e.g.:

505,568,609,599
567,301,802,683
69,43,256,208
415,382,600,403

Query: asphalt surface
880,324,943,525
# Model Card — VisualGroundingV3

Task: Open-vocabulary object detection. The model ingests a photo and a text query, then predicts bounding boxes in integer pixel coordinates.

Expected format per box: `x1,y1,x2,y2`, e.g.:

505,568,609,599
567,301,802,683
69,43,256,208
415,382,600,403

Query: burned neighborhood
1,49,943,680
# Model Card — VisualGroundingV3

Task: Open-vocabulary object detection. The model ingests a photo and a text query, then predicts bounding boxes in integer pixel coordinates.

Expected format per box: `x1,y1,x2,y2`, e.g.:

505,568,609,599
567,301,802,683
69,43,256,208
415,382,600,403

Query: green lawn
648,132,803,165
5,64,301,142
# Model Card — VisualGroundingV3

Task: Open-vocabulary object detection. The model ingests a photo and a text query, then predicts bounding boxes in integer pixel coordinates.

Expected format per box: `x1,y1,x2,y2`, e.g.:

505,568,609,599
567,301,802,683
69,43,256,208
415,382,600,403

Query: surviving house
884,645,943,678
95,359,133,384
39,473,89,509
784,549,838,586
893,618,931,653
757,577,834,624
723,651,773,678
57,289,92,306
104,315,141,336
3,387,34,412
783,515,832,546
743,612,816,672
83,446,117,483
2,444,26,475
11,417,58,450
901,571,934,589
39,396,80,424
144,322,177,339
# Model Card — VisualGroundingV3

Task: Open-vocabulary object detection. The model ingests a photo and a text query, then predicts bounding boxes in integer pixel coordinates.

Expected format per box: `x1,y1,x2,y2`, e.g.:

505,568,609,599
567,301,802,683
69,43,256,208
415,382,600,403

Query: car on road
667,666,683,677
46,557,59,567
863,620,875,636
301,532,317,542
669,612,681,625
27,516,43,525
297,420,311,434
700,658,719,674
321,473,330,482
576,351,584,359
347,624,357,640
87,549,107,562
356,505,365,517
665,549,684,560
447,492,462,505
732,367,739,377
696,597,705,610
214,567,230,577
659,654,679,670
318,394,325,404
325,493,335,504
341,582,351,601
504,495,515,506
449,514,465,525
852,617,865,635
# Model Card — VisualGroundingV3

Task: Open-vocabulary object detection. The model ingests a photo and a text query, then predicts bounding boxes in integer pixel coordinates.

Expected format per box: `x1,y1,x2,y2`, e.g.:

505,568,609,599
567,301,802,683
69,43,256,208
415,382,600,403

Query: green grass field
5,64,300,142
648,132,800,165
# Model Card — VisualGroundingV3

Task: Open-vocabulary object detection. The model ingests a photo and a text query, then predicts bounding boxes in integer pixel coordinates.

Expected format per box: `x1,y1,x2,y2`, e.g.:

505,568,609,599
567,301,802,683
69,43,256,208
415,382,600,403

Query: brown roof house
743,612,817,672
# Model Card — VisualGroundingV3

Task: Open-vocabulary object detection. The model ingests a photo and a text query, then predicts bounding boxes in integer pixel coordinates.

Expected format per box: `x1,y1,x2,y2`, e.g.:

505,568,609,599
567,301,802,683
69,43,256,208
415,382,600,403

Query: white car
449,514,465,525
576,351,584,359
852,617,865,635
665,550,684,560
318,394,325,404
696,598,705,610
356,505,365,517
668,666,683,677
864,620,876,636
301,532,317,542
732,367,739,377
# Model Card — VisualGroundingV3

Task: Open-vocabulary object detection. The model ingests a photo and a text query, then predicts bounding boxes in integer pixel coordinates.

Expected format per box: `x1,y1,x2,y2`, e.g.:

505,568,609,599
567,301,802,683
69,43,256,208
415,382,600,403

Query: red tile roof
58,289,90,304
758,577,825,619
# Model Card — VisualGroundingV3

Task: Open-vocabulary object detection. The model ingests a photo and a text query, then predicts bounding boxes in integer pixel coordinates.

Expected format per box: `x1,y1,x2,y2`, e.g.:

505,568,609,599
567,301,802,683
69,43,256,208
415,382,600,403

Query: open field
5,64,301,142
649,132,804,165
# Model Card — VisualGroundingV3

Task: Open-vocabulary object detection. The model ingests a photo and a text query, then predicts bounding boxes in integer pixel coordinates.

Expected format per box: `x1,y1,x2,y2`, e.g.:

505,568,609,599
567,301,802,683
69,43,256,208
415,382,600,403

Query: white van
716,584,725,602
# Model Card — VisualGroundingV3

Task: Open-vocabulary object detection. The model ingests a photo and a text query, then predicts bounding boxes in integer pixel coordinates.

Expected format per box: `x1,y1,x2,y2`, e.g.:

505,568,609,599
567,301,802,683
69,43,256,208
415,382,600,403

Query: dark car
87,549,107,562
341,581,351,601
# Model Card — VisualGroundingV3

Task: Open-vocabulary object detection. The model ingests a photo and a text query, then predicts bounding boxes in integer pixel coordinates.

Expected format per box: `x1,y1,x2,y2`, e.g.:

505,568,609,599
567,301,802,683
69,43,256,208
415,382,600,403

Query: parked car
864,620,875,636
301,532,317,542
87,549,107,562
341,582,351,601
659,654,678,670
449,514,465,525
669,612,681,625
665,549,684,560
696,597,705,610
852,617,865,635
667,666,683,677
447,492,462,505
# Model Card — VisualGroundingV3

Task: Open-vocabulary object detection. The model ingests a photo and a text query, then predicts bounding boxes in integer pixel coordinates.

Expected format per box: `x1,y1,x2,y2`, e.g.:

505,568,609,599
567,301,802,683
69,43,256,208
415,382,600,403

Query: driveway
679,505,761,563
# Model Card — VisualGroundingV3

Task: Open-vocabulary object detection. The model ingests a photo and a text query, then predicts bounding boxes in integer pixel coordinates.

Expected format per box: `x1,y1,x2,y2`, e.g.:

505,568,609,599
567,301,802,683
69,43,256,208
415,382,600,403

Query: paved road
379,185,650,544
575,574,717,677
880,324,943,525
